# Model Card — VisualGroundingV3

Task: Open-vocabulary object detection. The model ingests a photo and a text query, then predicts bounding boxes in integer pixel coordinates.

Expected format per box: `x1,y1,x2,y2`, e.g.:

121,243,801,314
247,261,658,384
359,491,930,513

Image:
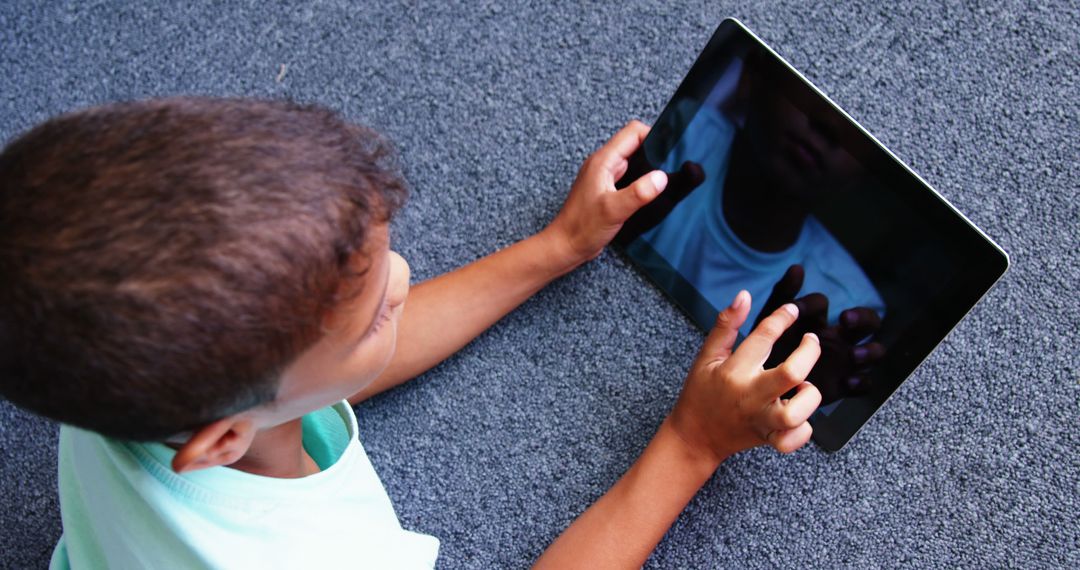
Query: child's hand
668,290,823,462
536,291,821,568
544,121,668,267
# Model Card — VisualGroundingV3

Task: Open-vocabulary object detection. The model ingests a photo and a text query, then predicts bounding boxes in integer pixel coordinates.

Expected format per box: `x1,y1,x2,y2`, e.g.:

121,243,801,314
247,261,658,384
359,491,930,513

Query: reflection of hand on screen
756,265,886,405
616,160,706,240
670,160,706,197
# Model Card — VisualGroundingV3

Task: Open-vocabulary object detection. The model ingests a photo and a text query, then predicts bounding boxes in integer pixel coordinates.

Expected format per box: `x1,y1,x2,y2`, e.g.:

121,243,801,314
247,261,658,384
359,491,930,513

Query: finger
793,292,829,331
608,170,667,222
838,307,882,344
852,342,885,366
669,161,706,192
756,265,804,326
596,120,650,170
770,382,822,431
763,332,821,396
729,303,800,371
768,422,813,454
699,290,751,365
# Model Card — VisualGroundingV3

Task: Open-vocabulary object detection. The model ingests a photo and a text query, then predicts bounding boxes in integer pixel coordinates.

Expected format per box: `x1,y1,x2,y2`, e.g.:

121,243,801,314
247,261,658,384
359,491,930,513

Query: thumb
611,170,667,222
699,290,751,365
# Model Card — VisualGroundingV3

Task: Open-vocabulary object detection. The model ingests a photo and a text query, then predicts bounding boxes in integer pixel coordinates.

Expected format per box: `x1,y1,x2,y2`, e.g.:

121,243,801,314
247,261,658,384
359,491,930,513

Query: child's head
0,97,408,443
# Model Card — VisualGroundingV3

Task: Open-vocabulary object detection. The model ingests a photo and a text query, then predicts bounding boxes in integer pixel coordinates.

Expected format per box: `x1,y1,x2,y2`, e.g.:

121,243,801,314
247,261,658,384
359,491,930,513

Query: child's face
255,223,409,426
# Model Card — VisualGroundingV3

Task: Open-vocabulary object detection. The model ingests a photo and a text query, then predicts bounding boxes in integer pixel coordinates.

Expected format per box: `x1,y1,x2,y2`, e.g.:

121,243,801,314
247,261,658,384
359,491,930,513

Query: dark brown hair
0,98,407,440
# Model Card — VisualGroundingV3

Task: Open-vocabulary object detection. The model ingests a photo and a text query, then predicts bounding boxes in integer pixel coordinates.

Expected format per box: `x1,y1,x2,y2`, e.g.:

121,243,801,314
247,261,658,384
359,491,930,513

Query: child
0,98,822,569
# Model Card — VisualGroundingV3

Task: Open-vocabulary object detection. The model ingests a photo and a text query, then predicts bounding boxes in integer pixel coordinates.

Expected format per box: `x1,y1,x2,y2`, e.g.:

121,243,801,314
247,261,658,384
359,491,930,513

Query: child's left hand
543,121,668,267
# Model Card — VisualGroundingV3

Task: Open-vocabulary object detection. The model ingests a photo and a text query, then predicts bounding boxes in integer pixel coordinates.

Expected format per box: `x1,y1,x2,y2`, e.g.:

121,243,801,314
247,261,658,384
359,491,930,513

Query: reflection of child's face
742,78,862,204
254,224,410,428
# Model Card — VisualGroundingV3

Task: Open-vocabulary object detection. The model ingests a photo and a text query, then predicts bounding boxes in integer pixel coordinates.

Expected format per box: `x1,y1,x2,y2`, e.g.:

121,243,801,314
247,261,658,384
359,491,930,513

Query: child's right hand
668,290,823,463
543,121,667,268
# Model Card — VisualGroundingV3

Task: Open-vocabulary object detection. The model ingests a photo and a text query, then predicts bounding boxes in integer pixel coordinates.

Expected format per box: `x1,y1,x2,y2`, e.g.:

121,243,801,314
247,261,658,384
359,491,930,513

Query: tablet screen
613,19,1008,451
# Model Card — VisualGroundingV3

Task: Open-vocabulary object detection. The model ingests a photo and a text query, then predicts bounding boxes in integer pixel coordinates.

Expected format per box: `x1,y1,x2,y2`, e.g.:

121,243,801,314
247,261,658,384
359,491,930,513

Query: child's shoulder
53,406,440,568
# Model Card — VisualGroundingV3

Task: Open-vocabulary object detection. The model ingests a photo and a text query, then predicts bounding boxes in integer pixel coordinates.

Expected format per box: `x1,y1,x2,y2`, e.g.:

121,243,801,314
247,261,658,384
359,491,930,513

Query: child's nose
386,251,410,308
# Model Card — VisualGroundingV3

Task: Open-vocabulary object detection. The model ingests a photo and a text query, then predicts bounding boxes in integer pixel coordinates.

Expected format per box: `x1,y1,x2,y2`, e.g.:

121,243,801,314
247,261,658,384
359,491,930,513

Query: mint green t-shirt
50,401,439,569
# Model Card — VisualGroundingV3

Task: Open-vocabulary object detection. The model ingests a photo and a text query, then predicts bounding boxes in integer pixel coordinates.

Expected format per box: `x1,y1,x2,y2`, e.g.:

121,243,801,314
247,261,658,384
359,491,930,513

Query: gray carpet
1,1,1077,568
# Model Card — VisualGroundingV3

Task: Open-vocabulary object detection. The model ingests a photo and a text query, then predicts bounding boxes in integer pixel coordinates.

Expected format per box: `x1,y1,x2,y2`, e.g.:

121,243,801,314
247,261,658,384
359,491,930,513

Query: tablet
613,18,1009,451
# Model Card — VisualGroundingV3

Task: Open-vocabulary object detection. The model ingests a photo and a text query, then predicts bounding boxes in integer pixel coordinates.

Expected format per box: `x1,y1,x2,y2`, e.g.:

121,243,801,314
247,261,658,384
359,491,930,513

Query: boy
0,98,822,569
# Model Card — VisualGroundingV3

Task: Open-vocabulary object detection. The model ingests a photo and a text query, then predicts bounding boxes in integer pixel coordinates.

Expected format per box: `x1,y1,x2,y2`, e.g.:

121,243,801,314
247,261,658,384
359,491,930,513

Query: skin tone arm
351,121,667,403
534,293,823,569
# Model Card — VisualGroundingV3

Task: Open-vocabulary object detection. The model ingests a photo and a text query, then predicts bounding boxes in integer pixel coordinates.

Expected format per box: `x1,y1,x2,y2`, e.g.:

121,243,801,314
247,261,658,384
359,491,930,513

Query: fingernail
853,346,868,360
805,332,819,344
843,311,858,327
732,290,748,310
650,170,668,193
783,303,798,318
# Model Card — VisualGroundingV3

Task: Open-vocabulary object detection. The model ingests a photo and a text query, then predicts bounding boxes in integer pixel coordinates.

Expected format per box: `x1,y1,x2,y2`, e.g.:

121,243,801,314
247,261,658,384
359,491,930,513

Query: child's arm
534,294,823,569
351,121,666,402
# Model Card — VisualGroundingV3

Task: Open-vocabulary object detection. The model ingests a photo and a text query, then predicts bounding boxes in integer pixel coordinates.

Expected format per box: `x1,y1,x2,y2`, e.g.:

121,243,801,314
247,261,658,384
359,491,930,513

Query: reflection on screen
615,19,1007,449
621,52,900,412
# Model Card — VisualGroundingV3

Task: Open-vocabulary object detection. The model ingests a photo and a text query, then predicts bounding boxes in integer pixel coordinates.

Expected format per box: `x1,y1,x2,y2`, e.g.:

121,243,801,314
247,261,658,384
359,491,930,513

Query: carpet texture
1,1,1077,568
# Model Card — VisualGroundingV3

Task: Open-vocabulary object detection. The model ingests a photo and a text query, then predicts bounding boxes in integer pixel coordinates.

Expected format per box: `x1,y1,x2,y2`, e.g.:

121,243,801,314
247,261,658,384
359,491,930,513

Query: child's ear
171,417,257,474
